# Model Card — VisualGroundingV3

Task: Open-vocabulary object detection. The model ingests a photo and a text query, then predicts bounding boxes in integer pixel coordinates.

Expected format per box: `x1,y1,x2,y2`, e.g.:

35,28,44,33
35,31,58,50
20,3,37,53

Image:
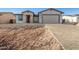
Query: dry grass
47,24,79,50
0,24,63,50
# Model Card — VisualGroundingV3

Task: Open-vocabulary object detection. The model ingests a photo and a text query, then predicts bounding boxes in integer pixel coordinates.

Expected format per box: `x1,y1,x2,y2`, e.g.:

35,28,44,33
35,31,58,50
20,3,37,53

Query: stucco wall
0,13,16,24
22,12,33,23
39,13,43,23
60,15,63,23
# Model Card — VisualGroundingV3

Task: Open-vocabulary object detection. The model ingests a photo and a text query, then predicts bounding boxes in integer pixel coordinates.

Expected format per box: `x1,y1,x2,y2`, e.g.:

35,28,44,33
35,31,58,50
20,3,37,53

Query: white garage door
42,15,59,24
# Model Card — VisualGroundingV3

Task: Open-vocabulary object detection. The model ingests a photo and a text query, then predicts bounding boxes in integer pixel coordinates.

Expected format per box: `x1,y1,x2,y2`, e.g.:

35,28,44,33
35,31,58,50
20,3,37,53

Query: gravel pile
0,24,64,50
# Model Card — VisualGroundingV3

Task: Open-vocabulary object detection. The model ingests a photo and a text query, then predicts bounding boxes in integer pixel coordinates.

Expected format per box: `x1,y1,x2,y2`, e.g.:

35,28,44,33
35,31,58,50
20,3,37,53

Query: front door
26,15,30,23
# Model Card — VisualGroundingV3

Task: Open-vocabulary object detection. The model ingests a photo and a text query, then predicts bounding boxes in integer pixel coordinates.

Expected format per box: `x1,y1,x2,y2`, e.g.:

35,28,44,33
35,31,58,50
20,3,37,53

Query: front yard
0,23,79,50
0,24,63,50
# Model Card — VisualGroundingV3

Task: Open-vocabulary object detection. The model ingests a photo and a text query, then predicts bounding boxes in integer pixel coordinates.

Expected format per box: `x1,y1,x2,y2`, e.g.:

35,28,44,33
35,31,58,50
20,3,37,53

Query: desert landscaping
0,24,64,50
0,23,79,50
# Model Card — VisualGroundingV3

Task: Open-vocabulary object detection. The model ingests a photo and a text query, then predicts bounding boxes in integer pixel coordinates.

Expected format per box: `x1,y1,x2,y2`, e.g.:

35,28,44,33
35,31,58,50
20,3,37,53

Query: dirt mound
0,24,64,50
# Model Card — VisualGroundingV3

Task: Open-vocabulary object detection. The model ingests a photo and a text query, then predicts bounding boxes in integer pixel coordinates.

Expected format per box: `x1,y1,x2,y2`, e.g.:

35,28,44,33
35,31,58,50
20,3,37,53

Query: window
18,14,23,21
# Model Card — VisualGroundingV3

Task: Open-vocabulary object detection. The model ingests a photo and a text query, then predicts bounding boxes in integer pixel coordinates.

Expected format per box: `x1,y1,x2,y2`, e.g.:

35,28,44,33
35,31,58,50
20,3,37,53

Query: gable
39,8,63,15
22,10,34,14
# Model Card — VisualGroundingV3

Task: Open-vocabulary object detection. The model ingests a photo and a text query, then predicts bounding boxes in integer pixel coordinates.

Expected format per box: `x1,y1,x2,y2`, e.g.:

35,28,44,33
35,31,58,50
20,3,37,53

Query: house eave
38,8,64,14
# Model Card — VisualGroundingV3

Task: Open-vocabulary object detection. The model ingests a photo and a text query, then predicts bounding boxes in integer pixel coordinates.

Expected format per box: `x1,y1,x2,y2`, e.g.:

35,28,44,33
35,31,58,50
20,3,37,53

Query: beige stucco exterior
0,12,16,24
22,11,34,23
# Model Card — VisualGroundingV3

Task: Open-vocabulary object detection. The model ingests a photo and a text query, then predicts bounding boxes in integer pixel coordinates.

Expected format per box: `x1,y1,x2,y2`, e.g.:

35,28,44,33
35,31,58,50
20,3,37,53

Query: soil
0,24,64,50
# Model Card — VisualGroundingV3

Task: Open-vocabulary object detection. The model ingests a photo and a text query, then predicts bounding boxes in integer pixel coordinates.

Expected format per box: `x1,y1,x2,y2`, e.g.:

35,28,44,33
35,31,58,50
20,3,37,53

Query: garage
42,14,59,24
39,8,64,24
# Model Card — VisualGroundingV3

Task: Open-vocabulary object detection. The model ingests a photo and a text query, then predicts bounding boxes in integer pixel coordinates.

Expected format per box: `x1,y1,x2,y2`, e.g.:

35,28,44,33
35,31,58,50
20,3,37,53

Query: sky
0,8,79,15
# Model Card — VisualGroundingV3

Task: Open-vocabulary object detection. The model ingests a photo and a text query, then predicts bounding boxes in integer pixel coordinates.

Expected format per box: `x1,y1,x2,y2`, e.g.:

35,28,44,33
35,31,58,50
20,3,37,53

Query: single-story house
63,14,79,24
0,12,16,24
16,8,64,24
74,14,79,22
0,8,64,24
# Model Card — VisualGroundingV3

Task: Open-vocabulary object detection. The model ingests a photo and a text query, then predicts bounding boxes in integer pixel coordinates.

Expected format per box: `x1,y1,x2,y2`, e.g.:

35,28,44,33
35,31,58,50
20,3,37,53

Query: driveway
47,24,79,50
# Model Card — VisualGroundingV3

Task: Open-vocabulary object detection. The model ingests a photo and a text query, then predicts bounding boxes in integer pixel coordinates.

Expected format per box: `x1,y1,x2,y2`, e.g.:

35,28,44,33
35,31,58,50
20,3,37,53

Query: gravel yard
0,23,78,50
47,24,79,50
0,24,63,50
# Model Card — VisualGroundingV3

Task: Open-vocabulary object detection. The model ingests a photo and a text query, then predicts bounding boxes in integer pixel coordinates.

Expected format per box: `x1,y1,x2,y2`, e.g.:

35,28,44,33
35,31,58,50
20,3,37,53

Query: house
63,15,79,24
73,14,79,22
0,12,16,24
15,8,64,24
0,8,64,24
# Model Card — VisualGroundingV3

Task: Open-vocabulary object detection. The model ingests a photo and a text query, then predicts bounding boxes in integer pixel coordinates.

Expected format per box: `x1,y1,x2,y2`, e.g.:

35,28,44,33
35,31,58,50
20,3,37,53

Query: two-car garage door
42,15,60,24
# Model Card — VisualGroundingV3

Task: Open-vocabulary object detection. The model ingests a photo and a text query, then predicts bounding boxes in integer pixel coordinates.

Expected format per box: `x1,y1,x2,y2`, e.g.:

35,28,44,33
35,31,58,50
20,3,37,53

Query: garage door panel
43,15,59,24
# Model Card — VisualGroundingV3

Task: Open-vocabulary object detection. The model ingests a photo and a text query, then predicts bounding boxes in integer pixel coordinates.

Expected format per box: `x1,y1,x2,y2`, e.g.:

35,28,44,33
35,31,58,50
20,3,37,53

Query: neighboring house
0,8,64,24
63,15,78,24
0,12,16,24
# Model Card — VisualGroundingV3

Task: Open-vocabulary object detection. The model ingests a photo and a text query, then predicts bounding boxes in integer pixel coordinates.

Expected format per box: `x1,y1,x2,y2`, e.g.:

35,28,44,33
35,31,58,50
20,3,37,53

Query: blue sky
0,8,79,15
